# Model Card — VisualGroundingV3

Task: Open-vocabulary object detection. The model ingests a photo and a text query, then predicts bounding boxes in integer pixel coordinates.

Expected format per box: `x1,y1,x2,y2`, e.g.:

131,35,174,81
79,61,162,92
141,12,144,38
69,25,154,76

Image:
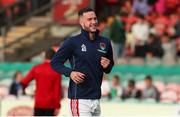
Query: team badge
98,42,107,53
100,43,106,50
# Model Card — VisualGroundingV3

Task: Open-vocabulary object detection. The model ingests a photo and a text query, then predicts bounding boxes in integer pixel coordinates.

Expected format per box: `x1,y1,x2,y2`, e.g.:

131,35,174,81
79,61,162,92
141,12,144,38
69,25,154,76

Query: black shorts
34,108,55,116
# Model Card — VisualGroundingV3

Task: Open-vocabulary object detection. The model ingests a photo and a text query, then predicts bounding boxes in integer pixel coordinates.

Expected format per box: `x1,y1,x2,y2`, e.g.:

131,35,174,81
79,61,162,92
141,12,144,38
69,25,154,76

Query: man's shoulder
32,62,46,69
98,35,111,43
65,34,81,42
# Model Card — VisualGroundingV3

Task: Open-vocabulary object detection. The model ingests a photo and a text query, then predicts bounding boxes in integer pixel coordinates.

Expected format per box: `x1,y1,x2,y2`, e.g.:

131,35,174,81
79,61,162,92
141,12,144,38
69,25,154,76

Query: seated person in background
110,75,123,99
9,71,23,97
101,75,111,99
142,75,160,101
121,79,142,100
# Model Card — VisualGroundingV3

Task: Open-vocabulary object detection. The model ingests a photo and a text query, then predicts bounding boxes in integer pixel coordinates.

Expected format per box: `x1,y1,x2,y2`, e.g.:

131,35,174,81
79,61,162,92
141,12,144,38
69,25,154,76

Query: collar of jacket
81,28,100,42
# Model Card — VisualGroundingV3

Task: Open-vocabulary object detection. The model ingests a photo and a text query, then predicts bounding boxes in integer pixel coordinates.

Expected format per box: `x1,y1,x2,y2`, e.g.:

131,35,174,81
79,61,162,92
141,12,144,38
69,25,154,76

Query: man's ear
79,16,83,26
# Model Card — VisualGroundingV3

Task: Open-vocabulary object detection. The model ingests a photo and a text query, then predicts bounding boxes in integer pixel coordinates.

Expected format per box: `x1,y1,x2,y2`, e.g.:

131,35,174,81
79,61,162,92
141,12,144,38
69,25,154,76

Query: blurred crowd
97,0,180,62
5,71,180,103
1,0,180,62
101,74,180,103
0,0,51,29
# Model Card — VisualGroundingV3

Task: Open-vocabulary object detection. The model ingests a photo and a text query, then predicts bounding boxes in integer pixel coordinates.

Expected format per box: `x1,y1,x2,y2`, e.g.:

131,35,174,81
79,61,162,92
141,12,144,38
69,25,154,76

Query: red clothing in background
1,0,16,7
107,0,119,4
21,61,61,109
1,0,17,17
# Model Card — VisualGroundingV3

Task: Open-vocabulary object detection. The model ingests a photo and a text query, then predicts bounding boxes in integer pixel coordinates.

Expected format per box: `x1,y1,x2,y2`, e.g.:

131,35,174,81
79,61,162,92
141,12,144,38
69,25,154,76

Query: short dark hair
145,75,152,81
113,75,120,81
78,7,94,16
13,71,22,80
128,79,135,87
45,49,55,60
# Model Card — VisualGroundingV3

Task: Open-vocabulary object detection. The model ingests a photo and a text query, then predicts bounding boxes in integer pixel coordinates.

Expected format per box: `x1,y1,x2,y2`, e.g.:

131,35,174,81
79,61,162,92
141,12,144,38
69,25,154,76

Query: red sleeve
20,67,35,88
55,102,61,109
55,75,62,109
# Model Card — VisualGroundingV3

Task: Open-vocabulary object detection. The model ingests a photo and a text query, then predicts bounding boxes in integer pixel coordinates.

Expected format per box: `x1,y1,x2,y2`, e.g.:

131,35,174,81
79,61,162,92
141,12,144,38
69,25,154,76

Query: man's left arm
101,42,114,73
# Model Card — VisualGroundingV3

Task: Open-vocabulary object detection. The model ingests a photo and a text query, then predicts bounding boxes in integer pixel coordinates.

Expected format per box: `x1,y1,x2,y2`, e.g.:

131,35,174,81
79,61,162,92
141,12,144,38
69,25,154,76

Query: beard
82,23,97,33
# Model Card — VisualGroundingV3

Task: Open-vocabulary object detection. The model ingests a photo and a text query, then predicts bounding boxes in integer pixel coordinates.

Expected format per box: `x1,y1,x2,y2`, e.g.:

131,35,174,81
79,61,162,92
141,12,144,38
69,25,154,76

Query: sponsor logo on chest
81,44,87,52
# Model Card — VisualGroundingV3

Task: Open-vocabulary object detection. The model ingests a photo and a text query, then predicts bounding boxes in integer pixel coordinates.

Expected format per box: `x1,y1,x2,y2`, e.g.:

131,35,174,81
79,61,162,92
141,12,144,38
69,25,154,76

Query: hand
70,71,85,84
101,57,110,69
54,108,60,116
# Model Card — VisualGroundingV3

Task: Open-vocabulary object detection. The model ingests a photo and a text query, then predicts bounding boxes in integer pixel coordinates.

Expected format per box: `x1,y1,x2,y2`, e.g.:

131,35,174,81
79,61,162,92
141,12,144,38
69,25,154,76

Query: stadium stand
0,0,80,61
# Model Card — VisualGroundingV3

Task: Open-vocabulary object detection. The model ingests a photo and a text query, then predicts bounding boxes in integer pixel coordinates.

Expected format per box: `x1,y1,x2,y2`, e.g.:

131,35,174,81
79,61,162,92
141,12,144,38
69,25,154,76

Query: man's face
80,11,98,33
145,79,152,88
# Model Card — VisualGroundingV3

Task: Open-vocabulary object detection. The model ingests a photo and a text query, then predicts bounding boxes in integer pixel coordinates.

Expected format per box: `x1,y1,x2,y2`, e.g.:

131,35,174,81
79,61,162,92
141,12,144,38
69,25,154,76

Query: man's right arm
51,39,73,77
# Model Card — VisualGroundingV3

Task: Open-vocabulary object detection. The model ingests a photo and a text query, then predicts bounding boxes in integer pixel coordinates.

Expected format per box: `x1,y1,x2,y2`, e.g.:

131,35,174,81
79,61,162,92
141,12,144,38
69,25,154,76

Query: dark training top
51,29,114,99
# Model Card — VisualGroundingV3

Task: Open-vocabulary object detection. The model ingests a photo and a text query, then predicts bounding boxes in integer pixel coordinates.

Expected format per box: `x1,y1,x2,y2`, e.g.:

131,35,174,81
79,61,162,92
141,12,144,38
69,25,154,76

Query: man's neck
89,32,95,40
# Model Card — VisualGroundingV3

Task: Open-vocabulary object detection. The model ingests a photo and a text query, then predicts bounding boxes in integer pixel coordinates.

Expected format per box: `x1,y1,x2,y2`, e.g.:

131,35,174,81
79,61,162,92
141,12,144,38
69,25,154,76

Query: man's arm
51,38,74,77
51,38,85,84
20,67,35,89
101,42,114,73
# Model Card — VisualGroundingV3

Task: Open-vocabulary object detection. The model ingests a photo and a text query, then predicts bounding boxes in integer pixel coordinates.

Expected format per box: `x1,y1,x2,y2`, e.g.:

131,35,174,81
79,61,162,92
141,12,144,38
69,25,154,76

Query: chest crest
97,42,107,53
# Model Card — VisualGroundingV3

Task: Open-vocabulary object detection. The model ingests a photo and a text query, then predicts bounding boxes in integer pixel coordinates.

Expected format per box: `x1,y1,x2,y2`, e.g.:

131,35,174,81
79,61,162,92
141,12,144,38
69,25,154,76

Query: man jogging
51,7,114,116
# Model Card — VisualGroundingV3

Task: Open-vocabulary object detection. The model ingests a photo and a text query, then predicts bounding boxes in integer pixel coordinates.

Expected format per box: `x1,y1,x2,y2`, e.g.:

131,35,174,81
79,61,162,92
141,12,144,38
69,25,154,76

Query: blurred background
0,0,180,116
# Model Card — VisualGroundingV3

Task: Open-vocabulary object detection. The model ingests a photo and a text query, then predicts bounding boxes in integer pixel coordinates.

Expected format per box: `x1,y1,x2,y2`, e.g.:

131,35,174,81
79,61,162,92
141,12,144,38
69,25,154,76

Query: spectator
17,0,30,18
124,43,134,57
132,14,150,57
20,49,62,116
110,75,123,99
161,33,176,62
121,0,132,15
169,13,180,38
165,0,179,15
1,0,17,20
154,0,165,14
132,0,149,16
101,16,113,38
9,71,23,97
147,0,158,13
110,13,126,59
142,75,160,101
105,0,121,16
144,33,164,58
124,24,135,57
121,79,142,100
101,75,111,99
